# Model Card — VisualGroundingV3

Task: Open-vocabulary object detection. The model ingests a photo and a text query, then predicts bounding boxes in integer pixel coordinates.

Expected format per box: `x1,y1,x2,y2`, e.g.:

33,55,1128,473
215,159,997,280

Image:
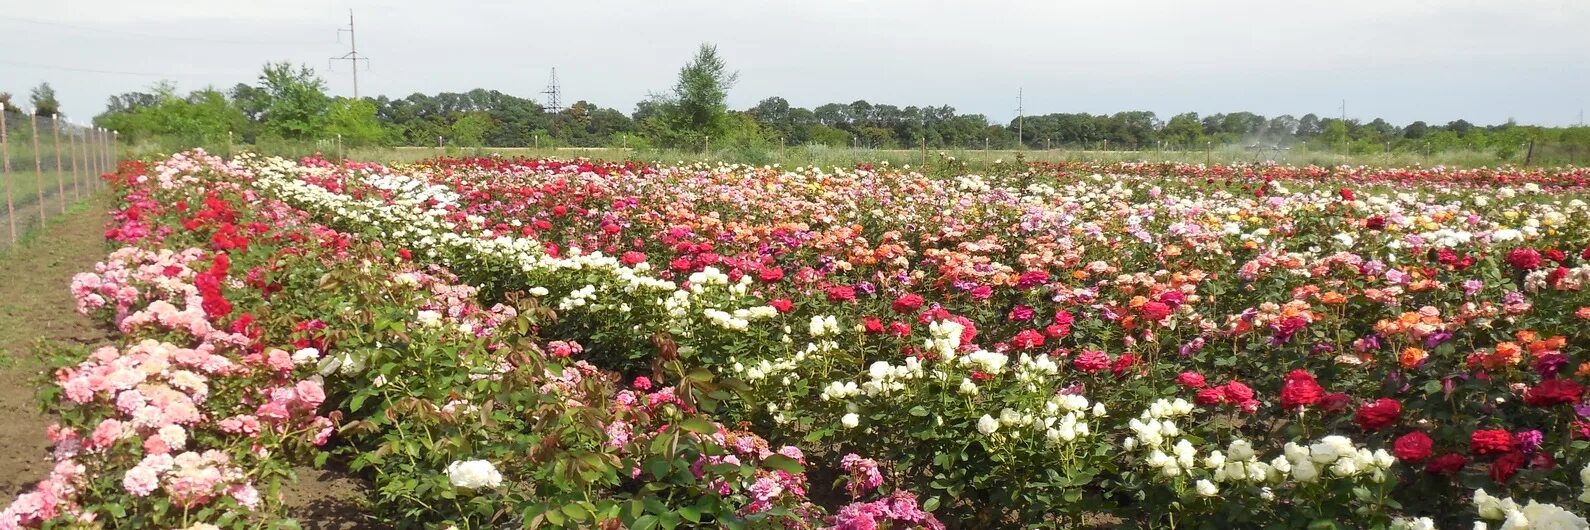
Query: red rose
1506,248,1542,271
1489,452,1525,484
1139,301,1172,322
1524,378,1585,407
1072,350,1111,374
826,286,857,303
1392,431,1433,462
1470,429,1515,456
888,321,911,337
862,317,884,334
1011,329,1044,350
1044,323,1070,338
1195,387,1227,406
1424,452,1468,474
1176,372,1207,389
758,266,785,283
891,293,924,314
1545,249,1567,263
1279,370,1324,410
1053,310,1075,327
1318,392,1352,414
769,299,794,313
1365,215,1387,230
1223,381,1256,403
1339,188,1355,201
1353,398,1403,431
1112,353,1140,377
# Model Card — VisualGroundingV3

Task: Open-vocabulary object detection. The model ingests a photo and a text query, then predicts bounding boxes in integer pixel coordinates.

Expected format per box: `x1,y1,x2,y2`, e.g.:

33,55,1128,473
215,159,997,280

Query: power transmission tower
542,68,563,113
330,10,370,98
1015,88,1024,148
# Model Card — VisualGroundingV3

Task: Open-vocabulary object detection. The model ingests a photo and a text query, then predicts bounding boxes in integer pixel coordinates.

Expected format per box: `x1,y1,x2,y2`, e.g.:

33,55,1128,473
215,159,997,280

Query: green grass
116,137,1579,171
320,144,1547,170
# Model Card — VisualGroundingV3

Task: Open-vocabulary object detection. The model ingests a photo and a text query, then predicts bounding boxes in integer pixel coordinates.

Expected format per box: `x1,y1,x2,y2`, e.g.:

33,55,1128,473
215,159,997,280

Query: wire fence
0,109,116,251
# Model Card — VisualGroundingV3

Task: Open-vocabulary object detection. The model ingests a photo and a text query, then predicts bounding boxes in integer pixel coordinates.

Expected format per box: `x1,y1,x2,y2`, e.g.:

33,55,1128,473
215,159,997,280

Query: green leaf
678,505,702,523
922,496,940,512
679,417,717,434
561,503,589,522
762,454,803,474
632,515,659,530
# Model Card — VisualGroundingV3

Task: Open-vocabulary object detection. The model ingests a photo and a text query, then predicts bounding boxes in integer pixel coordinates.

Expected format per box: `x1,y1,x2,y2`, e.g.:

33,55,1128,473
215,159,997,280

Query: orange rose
1399,347,1428,369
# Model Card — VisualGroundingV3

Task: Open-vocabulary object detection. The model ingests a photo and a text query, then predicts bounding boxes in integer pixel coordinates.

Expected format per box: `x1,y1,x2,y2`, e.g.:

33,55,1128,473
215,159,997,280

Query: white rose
841,413,860,429
976,414,999,435
1195,479,1218,497
292,347,321,365
446,459,502,489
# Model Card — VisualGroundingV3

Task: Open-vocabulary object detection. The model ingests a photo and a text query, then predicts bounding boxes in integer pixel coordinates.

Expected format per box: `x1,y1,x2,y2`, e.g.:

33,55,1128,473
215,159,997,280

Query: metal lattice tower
542,68,563,113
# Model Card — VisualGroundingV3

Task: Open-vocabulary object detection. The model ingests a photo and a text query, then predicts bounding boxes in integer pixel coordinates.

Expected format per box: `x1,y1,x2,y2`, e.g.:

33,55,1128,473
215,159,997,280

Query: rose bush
6,150,1590,529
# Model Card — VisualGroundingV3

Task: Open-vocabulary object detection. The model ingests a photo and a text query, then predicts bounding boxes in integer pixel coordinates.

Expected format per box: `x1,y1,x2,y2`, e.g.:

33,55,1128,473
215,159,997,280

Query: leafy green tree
1318,120,1350,151
807,125,850,147
646,44,739,147
1161,112,1205,148
30,83,61,116
250,63,330,140
450,111,492,146
324,98,389,146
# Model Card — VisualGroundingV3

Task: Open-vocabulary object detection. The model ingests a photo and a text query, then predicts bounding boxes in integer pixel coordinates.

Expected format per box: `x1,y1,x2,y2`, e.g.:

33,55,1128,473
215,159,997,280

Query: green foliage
645,43,740,148
251,63,331,140
449,112,493,147
29,82,61,117
324,98,388,147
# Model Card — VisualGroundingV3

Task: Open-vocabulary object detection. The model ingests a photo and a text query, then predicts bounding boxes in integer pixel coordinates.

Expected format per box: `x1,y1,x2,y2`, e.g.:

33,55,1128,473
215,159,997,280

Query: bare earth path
0,195,113,498
0,195,371,527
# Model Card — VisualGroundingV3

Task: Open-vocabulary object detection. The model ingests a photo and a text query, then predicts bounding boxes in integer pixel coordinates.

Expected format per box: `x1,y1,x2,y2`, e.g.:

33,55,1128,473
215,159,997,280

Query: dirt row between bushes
0,195,369,528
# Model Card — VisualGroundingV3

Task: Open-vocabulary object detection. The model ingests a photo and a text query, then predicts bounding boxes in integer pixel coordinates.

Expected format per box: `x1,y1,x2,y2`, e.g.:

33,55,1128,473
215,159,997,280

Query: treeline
55,44,1590,160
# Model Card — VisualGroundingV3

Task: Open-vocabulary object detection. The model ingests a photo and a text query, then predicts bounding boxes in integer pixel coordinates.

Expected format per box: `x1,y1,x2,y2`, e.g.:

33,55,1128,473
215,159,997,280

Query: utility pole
1015,88,1024,149
330,10,370,98
542,68,563,113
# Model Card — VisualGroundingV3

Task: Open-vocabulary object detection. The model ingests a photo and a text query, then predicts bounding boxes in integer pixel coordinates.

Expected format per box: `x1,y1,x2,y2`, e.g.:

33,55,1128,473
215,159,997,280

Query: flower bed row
237,154,1590,528
6,151,1590,528
3,151,934,530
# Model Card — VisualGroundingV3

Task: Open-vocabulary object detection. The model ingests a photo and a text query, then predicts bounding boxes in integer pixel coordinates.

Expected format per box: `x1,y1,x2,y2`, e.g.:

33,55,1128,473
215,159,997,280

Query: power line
328,9,370,98
0,15,326,46
0,59,180,78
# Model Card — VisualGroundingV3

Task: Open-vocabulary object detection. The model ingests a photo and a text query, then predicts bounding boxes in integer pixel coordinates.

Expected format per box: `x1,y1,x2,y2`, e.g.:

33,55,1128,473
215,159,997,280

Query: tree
1161,112,1205,148
649,43,739,147
450,112,492,146
252,63,330,140
0,92,17,113
1296,114,1322,138
324,98,388,146
1403,121,1430,139
30,83,61,116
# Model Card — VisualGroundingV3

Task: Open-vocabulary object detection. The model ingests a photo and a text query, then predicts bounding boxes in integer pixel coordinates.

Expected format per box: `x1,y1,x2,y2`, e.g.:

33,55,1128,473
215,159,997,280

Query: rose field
5,151,1590,529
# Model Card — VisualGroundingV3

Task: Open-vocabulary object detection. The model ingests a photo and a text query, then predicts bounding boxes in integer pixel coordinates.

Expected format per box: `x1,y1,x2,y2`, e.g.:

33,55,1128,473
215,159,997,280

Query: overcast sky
3,0,1588,126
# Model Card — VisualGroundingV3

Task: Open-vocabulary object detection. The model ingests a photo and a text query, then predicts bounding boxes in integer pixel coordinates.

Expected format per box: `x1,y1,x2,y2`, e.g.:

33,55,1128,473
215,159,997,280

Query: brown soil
0,195,114,498
0,195,373,528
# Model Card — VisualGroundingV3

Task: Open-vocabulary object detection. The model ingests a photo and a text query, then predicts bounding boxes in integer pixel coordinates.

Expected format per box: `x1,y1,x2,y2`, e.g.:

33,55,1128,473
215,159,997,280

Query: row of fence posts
0,108,117,247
